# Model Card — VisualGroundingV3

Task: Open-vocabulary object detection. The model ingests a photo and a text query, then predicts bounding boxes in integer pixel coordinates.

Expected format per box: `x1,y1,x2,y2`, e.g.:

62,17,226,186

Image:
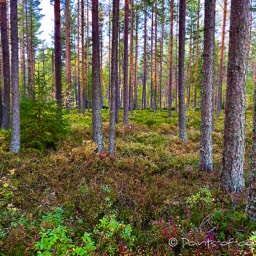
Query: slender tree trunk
154,1,157,113
247,64,256,221
21,0,26,97
178,0,187,141
51,50,55,98
54,0,62,108
123,0,129,125
168,0,174,118
77,0,81,112
129,0,134,114
92,0,104,152
193,0,200,110
10,0,20,152
65,0,71,110
186,20,193,109
159,1,164,111
150,7,154,110
220,0,249,193
200,0,215,171
217,0,227,117
109,0,119,154
0,0,10,130
86,0,90,110
0,39,3,127
133,12,138,110
142,8,147,110
81,0,86,113
175,6,179,112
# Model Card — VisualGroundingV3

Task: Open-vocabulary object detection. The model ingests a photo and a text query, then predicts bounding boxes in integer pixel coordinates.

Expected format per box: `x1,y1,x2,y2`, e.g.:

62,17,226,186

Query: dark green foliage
20,71,68,152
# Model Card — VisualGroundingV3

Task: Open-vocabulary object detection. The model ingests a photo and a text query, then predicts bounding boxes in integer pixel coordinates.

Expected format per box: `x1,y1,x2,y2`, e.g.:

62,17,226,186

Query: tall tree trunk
217,0,227,117
200,0,215,171
51,50,55,98
54,0,62,108
159,0,164,111
0,39,3,127
77,0,81,112
92,0,104,152
10,0,20,152
186,20,193,109
150,7,154,110
220,0,249,193
81,0,86,113
123,0,129,125
129,0,134,114
178,0,187,141
21,0,26,97
247,64,256,221
0,0,10,130
168,0,174,118
153,1,157,113
193,0,200,110
65,0,71,110
109,0,119,154
142,8,147,110
133,12,139,110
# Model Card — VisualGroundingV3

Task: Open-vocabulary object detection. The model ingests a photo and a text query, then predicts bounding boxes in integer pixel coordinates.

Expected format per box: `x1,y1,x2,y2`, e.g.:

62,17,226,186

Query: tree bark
92,0,104,153
123,0,129,125
220,0,249,193
65,0,71,110
178,0,187,141
200,0,215,171
168,0,174,118
129,0,134,113
54,0,62,108
142,8,147,110
150,7,154,110
193,0,200,110
0,0,10,130
109,0,119,155
153,1,157,113
134,12,139,110
247,64,256,221
10,0,20,152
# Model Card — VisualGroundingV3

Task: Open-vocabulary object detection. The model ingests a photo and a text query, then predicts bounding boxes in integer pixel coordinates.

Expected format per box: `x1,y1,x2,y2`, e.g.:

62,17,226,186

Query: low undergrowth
0,109,255,255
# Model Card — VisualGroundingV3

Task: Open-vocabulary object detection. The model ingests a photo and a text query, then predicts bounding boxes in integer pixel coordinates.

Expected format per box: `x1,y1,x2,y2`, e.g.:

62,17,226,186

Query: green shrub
20,71,68,152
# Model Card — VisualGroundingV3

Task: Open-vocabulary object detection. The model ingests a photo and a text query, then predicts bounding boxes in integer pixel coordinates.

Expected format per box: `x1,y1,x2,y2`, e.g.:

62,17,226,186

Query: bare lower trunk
220,0,249,193
200,0,215,171
0,0,10,129
178,0,187,141
92,0,104,152
109,0,119,154
10,0,20,152
247,64,256,220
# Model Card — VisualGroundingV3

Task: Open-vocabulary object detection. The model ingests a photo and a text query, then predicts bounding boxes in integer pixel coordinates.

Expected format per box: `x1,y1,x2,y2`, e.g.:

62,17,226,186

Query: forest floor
0,109,255,255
